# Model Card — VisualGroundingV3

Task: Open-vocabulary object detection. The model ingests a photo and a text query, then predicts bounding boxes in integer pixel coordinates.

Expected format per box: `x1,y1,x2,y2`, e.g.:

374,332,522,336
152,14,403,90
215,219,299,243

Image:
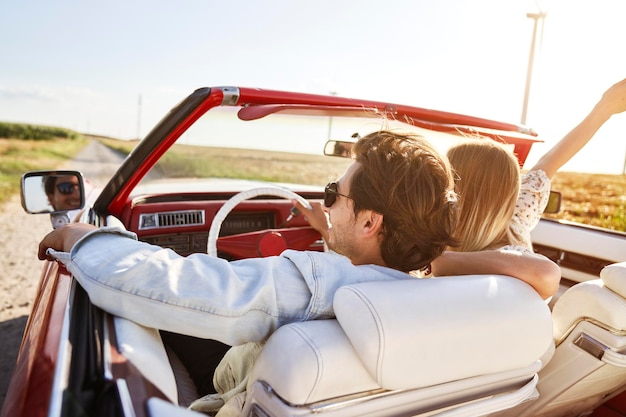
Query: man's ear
360,210,384,237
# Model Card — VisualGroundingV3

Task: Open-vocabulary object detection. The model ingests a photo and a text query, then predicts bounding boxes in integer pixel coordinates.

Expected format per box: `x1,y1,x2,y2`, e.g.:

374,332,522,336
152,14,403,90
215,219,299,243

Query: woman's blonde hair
447,139,524,252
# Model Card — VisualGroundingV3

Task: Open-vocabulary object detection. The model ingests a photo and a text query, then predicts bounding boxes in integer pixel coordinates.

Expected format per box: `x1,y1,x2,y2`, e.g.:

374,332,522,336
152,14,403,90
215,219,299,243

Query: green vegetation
0,123,87,205
0,122,80,141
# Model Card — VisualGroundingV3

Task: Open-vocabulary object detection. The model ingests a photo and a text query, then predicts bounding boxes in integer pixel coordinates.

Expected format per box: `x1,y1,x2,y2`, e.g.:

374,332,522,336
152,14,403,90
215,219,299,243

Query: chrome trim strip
572,333,626,367
48,281,77,417
574,333,608,360
258,380,389,412
556,317,626,347
257,374,537,414
138,209,205,230
102,313,113,380
116,379,137,417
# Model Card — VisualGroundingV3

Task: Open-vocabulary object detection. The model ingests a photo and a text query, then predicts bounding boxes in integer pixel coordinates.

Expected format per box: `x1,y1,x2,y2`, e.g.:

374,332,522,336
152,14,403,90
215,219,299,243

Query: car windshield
137,105,467,191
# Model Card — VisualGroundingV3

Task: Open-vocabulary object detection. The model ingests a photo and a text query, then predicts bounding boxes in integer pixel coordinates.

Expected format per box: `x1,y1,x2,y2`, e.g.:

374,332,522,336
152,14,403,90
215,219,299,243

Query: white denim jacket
49,227,411,345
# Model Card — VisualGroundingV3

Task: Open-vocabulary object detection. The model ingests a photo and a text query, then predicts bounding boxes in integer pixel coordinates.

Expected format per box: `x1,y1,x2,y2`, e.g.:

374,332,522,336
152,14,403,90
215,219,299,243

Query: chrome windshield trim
219,86,240,106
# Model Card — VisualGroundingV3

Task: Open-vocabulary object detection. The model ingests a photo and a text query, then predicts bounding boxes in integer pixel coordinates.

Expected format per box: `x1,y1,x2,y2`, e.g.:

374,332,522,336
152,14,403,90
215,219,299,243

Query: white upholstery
334,275,553,390
247,319,379,404
552,261,626,342
114,317,179,404
601,261,626,297
245,275,553,416
516,261,626,417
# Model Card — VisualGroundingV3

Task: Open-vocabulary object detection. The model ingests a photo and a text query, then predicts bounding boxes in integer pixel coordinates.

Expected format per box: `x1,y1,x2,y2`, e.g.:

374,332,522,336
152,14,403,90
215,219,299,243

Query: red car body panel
3,262,71,417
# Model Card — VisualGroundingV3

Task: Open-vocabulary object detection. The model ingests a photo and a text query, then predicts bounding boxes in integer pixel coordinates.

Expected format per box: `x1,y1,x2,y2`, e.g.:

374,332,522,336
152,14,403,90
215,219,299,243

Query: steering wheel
207,186,318,258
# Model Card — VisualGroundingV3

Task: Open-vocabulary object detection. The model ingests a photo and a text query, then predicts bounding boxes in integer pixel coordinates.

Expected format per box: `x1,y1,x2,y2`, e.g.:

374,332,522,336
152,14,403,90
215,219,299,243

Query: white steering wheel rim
207,186,312,257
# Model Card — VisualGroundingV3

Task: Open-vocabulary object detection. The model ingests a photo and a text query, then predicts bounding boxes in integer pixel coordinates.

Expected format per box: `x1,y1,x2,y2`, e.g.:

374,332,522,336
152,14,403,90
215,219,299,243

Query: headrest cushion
601,261,626,298
334,275,553,390
553,262,626,340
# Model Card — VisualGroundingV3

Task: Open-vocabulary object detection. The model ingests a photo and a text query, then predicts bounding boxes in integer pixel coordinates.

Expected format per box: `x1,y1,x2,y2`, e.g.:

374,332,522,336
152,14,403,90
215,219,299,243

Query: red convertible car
4,87,626,417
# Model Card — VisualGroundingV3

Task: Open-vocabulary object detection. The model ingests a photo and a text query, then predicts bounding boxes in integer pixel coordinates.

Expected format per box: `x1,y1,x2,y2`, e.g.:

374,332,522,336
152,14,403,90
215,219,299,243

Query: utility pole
521,11,547,126
327,91,337,140
137,93,142,140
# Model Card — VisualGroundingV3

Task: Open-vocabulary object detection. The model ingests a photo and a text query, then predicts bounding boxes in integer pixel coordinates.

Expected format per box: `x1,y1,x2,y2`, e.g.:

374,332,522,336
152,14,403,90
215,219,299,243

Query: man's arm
37,223,317,345
39,223,99,260
431,249,561,300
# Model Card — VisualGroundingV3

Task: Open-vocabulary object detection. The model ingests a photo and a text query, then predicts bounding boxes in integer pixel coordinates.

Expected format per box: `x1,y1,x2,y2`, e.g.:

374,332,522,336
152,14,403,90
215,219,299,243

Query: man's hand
293,200,330,241
38,223,98,260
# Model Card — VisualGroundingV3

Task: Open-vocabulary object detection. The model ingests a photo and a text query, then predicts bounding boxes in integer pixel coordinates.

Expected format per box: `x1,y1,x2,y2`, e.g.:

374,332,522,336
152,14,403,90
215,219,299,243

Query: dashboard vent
139,210,205,230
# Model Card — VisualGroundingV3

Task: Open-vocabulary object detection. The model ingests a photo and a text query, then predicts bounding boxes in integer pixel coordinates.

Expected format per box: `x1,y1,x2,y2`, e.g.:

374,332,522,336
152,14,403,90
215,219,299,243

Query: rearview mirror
543,190,561,214
324,140,354,158
21,170,85,214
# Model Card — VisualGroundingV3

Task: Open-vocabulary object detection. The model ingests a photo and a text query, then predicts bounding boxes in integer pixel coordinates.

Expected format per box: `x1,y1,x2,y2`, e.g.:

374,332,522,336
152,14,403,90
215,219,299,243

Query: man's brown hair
351,130,459,272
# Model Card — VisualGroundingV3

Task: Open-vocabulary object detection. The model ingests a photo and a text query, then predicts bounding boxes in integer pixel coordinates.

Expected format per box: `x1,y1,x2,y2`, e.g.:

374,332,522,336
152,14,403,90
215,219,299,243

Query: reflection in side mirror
543,190,562,214
324,140,354,158
21,170,85,214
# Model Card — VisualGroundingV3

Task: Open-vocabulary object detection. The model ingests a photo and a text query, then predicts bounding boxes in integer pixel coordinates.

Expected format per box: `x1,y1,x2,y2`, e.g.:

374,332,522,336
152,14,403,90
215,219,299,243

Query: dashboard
125,192,325,259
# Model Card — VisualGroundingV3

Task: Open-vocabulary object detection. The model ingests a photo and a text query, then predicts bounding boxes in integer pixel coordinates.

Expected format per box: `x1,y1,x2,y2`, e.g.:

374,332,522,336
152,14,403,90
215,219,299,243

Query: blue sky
2,0,626,173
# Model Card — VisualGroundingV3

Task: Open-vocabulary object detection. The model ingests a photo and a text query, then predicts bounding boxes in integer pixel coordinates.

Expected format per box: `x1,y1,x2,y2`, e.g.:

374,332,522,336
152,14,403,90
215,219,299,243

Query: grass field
2,135,626,232
547,171,626,231
0,137,88,205
97,137,626,232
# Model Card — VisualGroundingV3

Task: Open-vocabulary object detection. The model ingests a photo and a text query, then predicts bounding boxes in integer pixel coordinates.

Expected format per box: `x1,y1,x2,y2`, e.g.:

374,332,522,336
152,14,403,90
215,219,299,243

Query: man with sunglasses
38,130,559,352
296,179,559,299
43,174,82,211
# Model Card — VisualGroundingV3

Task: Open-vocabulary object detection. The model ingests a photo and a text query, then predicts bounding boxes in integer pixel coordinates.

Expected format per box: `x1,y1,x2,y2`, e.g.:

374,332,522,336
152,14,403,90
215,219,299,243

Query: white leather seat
242,275,553,417
113,317,179,404
515,261,626,417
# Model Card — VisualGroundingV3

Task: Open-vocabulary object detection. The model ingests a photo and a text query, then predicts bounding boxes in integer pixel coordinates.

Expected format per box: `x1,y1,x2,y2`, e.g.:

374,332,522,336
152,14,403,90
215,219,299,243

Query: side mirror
543,190,562,214
324,140,354,158
21,170,85,214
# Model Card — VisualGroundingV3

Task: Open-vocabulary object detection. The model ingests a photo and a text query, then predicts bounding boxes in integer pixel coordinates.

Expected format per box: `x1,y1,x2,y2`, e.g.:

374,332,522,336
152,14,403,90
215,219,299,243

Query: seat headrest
601,261,626,298
246,319,379,404
553,262,626,341
334,275,553,390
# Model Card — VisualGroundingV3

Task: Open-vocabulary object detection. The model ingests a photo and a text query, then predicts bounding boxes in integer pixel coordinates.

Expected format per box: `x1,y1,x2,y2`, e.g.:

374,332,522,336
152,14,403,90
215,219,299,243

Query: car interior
19,158,626,417
12,86,626,417
102,191,626,417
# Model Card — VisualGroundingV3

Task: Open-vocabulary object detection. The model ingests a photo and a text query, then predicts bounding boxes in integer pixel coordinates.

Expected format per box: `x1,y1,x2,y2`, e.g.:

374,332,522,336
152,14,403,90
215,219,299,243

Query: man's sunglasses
324,182,352,208
56,182,79,195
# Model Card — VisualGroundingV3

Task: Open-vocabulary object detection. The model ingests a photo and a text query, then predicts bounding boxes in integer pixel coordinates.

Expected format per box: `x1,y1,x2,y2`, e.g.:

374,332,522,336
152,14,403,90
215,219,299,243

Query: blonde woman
431,77,626,300
443,77,626,255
